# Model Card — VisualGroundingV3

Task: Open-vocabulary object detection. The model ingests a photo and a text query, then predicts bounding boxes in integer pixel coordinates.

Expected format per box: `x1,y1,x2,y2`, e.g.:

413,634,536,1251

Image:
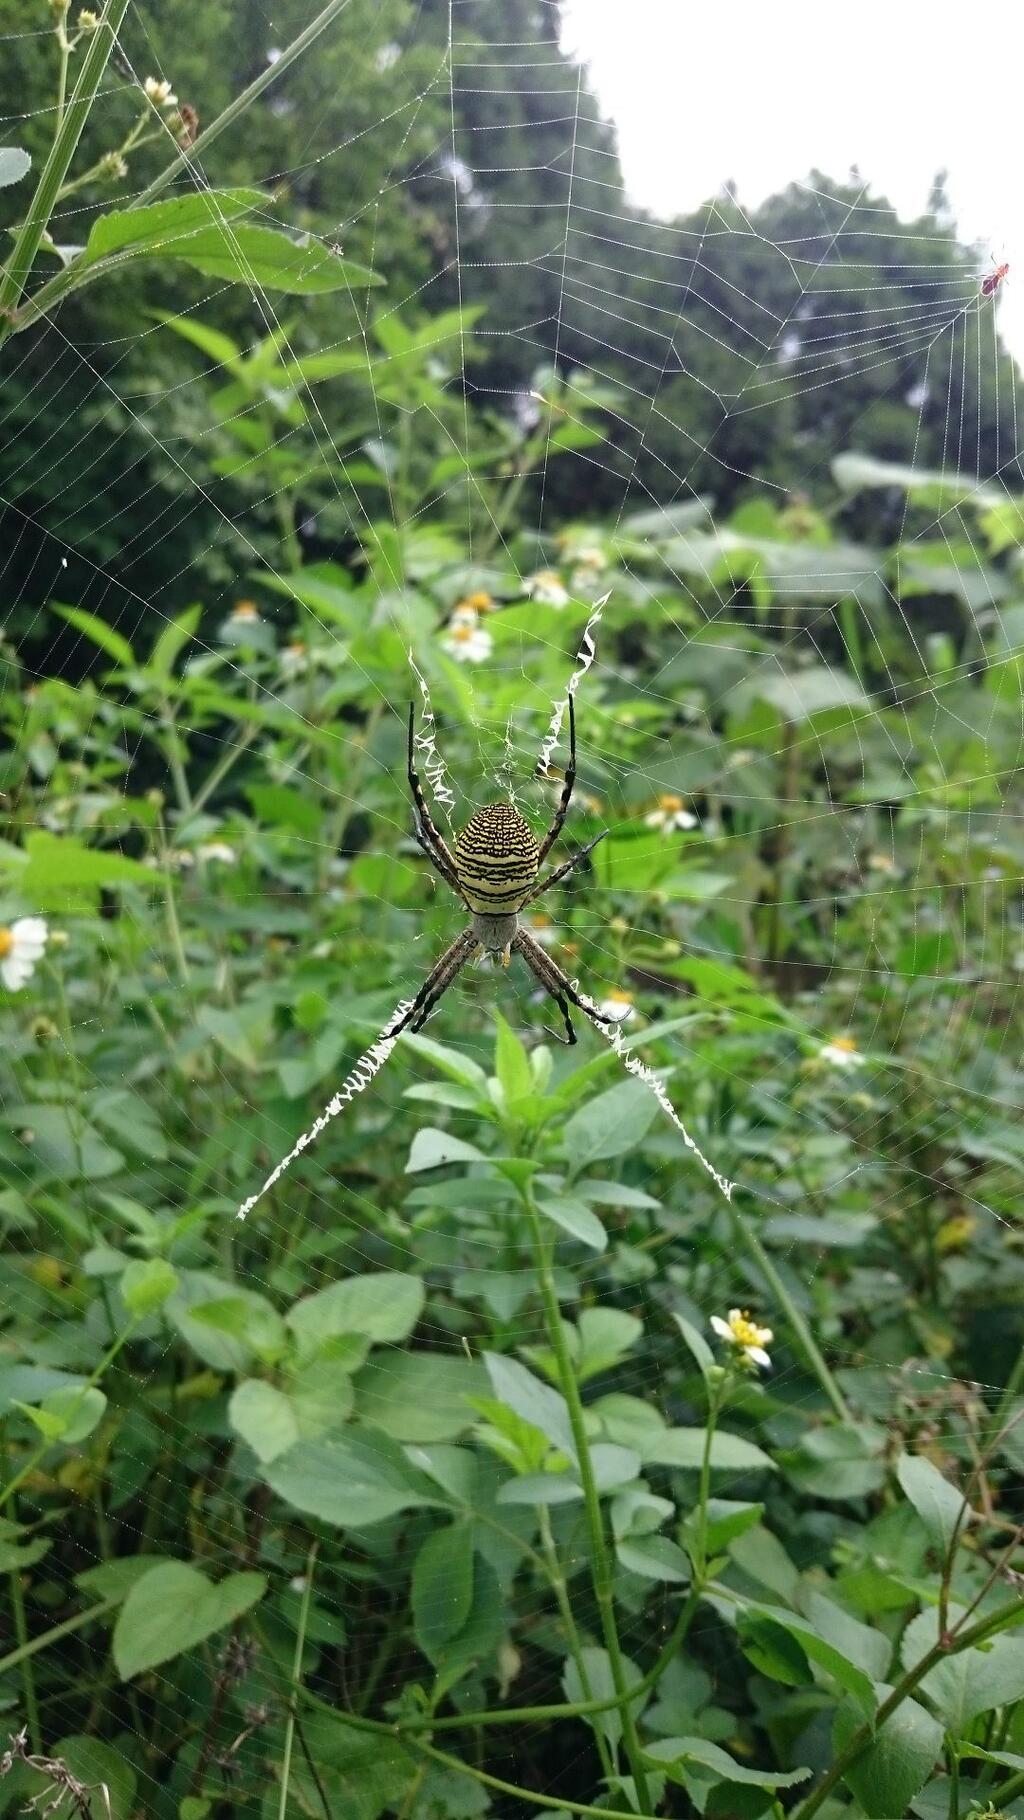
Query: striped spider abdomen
454,803,539,915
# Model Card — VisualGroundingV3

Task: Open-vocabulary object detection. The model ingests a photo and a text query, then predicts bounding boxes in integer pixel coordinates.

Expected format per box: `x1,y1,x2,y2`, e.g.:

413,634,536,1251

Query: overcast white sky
559,0,1023,367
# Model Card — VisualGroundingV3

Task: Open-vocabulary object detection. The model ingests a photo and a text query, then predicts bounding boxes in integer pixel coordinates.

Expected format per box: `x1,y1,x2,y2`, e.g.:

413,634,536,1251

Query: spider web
1,0,1023,1806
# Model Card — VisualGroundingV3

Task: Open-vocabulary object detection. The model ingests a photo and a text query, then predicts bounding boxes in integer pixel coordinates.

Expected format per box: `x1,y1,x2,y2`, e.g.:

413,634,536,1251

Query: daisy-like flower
644,793,698,833
710,1308,773,1371
230,600,260,624
524,569,569,609
280,640,309,678
596,988,635,1024
195,842,236,866
144,75,178,107
0,917,49,992
820,1035,865,1069
441,609,492,665
455,591,496,614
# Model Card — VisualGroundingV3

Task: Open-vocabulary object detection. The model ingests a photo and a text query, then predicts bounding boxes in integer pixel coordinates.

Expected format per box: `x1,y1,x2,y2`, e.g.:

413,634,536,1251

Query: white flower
280,640,309,677
596,988,635,1024
195,842,236,866
524,569,569,608
644,793,698,833
710,1308,773,1371
819,1036,865,1069
441,609,492,665
0,917,49,991
144,76,178,107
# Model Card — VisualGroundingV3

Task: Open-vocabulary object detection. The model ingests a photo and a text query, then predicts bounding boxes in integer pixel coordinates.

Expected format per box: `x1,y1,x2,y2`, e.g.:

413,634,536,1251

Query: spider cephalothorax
393,696,612,1045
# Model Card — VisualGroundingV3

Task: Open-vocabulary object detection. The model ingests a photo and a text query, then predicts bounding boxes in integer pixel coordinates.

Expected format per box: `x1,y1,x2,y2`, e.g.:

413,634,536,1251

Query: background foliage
2,5,1024,1819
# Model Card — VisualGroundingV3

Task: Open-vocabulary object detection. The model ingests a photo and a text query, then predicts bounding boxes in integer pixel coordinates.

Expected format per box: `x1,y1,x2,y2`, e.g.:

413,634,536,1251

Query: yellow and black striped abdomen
454,803,539,913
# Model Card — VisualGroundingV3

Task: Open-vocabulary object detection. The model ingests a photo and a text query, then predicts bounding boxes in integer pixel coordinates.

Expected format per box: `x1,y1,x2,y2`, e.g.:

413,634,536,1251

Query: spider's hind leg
513,927,615,1046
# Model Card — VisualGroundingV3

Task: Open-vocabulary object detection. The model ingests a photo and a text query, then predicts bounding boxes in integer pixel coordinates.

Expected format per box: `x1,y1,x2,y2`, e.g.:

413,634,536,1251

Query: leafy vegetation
2,6,1024,1820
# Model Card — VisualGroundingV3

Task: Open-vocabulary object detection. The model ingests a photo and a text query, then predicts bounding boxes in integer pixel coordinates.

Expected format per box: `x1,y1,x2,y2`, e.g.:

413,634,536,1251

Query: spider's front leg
513,927,616,1046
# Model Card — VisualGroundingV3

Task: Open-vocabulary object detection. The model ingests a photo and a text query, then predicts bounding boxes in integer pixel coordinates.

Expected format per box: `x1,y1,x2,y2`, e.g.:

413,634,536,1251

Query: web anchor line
235,995,415,1221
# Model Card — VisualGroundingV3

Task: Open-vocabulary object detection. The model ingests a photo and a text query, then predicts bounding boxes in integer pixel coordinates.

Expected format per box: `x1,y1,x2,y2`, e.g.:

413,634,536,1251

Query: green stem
0,1319,138,1514
520,1182,652,1810
796,1600,1024,1820
691,1379,724,1583
278,1540,318,1820
537,1502,615,1784
0,1597,119,1679
129,0,356,210
4,1459,40,1754
993,1341,1024,1433
185,722,258,823
0,0,132,334
731,1207,852,1422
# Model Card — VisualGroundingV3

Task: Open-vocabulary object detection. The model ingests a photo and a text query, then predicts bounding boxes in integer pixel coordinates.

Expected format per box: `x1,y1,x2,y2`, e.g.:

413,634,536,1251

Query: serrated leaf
833,1690,942,1818
0,148,31,188
264,1431,440,1528
81,190,268,267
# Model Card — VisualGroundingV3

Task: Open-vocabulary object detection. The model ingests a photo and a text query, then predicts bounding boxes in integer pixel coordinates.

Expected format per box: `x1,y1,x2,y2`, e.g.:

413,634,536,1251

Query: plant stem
2,1437,41,1756
796,1598,1024,1820
520,1182,652,1811
0,0,132,336
537,1502,616,1784
129,0,356,210
691,1377,724,1582
731,1205,852,1422
278,1540,318,1820
0,1598,119,1680
0,1319,138,1514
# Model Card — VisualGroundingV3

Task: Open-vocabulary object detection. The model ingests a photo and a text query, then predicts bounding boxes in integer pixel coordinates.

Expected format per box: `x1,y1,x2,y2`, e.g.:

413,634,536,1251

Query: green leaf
493,1012,534,1105
484,1352,576,1465
286,1271,424,1352
0,148,31,188
406,1128,486,1172
228,1379,299,1463
617,1533,692,1583
412,1523,474,1657
18,830,156,911
76,1555,172,1603
562,1077,659,1169
576,1308,643,1381
401,1034,489,1092
165,223,384,293
563,1646,646,1751
673,1312,714,1381
81,190,268,266
113,1561,266,1680
896,1452,966,1555
536,1194,607,1252
148,605,201,680
901,1605,1024,1728
53,603,134,667
265,1431,441,1528
833,1691,942,1818
734,1603,877,1712
121,1257,178,1317
355,1352,486,1441
25,1736,136,1820
643,1737,810,1793
4,1105,125,1180
16,1386,106,1445
639,1427,775,1473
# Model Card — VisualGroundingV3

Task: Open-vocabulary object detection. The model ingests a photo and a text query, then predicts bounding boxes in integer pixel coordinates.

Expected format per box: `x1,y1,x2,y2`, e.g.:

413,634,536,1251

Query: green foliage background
1,5,1024,1819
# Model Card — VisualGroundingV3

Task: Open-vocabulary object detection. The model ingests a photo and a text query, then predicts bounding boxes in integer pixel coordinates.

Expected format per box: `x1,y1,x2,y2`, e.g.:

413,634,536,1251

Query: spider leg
522,828,608,907
513,927,615,1047
407,702,464,899
391,927,480,1042
535,692,576,869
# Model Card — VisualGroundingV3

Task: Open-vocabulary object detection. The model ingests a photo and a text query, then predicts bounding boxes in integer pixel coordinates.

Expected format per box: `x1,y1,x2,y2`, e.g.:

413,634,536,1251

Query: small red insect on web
981,258,1010,299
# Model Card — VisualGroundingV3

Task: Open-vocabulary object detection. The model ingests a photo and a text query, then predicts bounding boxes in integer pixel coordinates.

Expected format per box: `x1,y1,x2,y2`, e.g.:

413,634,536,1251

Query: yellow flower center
450,622,476,642
607,989,633,1006
0,927,12,959
462,591,494,612
729,1310,767,1348
657,794,684,813
828,1036,859,1054
231,601,259,621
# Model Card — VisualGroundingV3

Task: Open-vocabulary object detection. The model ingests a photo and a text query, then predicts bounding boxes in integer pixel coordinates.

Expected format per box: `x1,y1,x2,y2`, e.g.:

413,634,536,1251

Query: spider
391,695,614,1046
